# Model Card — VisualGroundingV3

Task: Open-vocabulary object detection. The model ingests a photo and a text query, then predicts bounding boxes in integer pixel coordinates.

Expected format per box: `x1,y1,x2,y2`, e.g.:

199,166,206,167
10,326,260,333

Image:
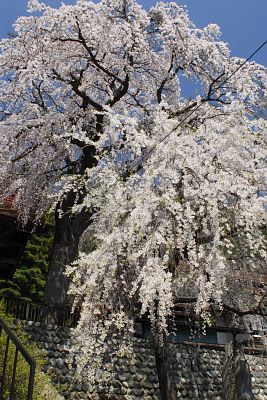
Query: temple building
0,197,29,280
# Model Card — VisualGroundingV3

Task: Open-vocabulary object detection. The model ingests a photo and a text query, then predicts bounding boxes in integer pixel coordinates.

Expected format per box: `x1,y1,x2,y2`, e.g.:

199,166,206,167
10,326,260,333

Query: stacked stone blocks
21,321,267,400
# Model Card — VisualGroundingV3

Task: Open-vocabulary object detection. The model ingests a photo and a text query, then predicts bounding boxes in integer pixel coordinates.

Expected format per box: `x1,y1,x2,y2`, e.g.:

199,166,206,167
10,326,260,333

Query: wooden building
0,199,29,280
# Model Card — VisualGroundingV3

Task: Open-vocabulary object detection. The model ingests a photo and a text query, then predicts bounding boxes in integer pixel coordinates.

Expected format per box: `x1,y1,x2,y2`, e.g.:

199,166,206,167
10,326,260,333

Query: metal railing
1,296,79,328
0,317,35,400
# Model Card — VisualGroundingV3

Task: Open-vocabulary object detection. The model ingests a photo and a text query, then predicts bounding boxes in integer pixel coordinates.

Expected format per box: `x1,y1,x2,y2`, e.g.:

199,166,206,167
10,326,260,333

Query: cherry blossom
0,0,266,381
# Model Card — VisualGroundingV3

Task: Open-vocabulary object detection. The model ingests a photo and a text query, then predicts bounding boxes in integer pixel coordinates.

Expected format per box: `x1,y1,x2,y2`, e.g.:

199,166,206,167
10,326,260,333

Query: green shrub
0,280,21,298
13,214,55,303
0,287,21,298
0,213,55,303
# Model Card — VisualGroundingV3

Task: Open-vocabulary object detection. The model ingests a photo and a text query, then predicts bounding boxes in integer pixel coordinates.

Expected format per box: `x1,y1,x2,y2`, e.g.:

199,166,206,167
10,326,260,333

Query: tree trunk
154,337,176,400
44,117,101,312
222,335,254,400
44,191,90,308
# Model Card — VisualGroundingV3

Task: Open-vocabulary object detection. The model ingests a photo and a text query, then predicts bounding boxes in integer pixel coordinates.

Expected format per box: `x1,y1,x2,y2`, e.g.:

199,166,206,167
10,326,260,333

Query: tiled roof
0,195,17,218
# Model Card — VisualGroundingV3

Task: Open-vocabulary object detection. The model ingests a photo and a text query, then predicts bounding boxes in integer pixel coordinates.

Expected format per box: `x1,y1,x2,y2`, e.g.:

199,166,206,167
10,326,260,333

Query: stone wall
246,353,267,400
21,321,267,400
165,343,225,399
22,321,161,400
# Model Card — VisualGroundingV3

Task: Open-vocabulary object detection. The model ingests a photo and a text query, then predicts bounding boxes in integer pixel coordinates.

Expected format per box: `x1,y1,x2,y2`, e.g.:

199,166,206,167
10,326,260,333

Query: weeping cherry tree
0,0,266,387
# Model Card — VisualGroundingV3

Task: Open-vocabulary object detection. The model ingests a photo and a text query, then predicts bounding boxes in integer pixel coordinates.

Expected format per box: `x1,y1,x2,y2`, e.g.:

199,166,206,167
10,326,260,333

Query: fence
1,296,79,328
0,317,35,399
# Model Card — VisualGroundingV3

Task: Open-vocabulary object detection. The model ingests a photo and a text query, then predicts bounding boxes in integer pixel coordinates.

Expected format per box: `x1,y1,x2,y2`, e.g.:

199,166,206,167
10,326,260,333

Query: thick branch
75,21,125,85
51,68,103,112
156,52,181,103
222,303,267,318
11,143,39,162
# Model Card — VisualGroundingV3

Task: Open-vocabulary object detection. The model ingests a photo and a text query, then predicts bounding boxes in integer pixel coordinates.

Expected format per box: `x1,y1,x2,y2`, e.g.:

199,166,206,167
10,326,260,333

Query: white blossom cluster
0,0,266,381
68,108,267,379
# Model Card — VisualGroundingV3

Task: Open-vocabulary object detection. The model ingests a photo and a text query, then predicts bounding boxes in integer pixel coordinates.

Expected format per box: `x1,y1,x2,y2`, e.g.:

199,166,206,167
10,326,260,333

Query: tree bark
154,337,176,400
44,191,90,308
222,335,254,400
44,121,99,309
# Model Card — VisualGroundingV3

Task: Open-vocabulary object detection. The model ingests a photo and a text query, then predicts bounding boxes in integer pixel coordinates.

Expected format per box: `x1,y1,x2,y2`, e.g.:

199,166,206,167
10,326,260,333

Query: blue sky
1,0,266,67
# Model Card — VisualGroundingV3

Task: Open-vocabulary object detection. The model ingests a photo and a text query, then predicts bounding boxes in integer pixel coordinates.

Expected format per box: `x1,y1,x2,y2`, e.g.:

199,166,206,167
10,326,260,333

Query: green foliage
0,301,64,400
0,280,21,298
262,225,267,238
13,267,47,301
12,214,54,302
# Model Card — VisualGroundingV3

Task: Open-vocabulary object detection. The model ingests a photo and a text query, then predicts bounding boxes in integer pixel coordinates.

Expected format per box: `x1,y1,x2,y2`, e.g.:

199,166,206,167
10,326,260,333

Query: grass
0,301,64,399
